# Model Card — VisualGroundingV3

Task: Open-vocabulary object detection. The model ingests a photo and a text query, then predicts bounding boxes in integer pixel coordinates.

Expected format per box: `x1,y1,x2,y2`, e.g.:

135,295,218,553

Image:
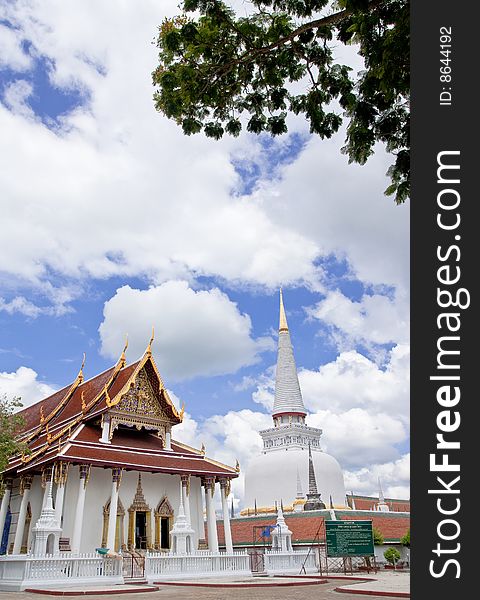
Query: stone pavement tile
0,581,366,600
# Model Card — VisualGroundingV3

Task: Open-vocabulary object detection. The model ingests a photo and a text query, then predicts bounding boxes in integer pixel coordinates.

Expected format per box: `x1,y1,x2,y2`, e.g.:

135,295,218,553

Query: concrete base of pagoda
0,554,124,592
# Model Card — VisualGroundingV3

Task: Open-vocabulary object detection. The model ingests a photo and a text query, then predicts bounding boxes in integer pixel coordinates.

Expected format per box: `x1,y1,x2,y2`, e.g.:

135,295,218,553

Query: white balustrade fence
0,554,123,591
264,549,317,573
145,550,250,580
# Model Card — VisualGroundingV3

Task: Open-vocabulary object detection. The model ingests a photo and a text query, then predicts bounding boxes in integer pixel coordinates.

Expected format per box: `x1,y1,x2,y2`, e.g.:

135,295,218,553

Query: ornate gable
116,368,167,419
106,366,180,445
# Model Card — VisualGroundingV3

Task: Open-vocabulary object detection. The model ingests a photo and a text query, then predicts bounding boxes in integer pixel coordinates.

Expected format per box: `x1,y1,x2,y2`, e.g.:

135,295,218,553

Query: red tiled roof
348,496,410,513
6,354,231,478
11,423,237,478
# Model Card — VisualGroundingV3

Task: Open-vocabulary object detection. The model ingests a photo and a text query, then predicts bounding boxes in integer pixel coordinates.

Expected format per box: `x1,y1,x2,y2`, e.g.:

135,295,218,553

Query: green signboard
325,520,375,557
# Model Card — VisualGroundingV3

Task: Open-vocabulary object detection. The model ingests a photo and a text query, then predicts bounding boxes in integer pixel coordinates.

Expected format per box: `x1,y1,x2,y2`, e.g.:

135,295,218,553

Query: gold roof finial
119,334,128,367
146,326,155,355
235,459,240,473
179,403,185,420
200,443,206,455
279,288,289,332
78,353,86,382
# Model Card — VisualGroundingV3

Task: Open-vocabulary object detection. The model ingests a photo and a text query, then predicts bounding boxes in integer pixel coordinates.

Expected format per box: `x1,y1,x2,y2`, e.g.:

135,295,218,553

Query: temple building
0,338,238,557
243,290,346,513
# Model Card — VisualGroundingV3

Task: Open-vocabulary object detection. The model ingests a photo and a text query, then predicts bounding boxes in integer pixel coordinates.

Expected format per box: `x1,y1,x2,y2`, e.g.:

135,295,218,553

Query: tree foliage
0,395,27,485
152,0,409,203
384,546,401,564
373,527,384,545
401,529,410,547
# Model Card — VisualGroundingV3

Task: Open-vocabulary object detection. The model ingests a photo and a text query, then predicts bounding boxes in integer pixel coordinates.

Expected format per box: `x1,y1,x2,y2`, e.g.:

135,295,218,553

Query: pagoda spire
296,467,304,499
308,443,318,495
304,443,326,511
272,290,307,419
377,477,390,512
279,288,289,332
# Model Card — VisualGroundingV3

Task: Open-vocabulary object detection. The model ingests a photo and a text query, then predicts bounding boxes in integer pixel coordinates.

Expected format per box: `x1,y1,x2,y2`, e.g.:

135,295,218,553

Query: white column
181,475,192,525
165,431,172,450
99,416,111,444
71,465,89,554
54,463,68,525
220,479,233,553
41,467,53,509
12,475,33,554
106,468,122,551
204,477,218,552
0,479,13,542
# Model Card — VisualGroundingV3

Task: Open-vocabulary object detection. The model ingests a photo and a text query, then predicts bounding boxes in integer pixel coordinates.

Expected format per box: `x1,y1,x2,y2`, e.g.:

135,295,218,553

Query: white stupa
243,290,346,512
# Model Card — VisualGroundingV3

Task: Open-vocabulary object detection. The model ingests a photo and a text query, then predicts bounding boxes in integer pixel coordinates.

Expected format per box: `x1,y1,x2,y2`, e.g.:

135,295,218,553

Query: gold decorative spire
78,353,86,382
279,288,289,332
119,335,128,367
146,326,155,355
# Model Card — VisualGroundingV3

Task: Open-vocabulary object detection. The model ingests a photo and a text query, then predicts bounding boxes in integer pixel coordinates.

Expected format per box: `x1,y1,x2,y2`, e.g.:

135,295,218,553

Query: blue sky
0,0,410,503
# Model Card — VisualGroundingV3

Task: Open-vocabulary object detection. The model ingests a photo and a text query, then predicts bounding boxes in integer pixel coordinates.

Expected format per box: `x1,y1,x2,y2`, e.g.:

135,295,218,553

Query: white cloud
0,0,408,312
0,366,57,409
308,289,409,349
299,345,410,422
344,453,410,500
253,134,410,292
98,281,274,381
3,79,35,120
0,23,32,71
308,409,407,468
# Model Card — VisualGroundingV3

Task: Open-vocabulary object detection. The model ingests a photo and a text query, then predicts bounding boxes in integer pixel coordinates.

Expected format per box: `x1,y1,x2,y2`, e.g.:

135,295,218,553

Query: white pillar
165,431,172,450
181,475,192,525
41,467,53,509
204,477,218,552
106,468,122,551
0,479,13,542
220,479,233,553
71,465,89,554
12,475,33,554
99,416,111,444
54,462,68,525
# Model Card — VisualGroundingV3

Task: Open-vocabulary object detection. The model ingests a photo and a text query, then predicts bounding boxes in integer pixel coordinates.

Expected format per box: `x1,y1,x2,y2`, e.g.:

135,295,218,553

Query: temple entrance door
160,517,170,549
135,511,147,549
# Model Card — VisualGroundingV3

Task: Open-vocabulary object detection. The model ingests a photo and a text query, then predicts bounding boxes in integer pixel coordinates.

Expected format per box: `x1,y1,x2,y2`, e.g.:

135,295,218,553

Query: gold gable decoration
116,369,167,419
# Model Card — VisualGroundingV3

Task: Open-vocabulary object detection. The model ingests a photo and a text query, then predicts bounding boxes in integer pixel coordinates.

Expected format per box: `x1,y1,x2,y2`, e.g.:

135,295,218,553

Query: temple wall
5,468,208,554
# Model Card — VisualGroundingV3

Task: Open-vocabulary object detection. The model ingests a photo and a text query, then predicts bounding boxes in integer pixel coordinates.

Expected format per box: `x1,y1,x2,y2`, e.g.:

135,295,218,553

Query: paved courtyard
0,571,410,599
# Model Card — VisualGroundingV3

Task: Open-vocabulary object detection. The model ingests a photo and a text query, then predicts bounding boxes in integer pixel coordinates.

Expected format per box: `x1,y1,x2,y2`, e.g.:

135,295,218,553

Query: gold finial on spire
146,326,155,355
119,334,128,366
279,288,289,332
40,405,45,424
78,353,86,382
81,390,87,412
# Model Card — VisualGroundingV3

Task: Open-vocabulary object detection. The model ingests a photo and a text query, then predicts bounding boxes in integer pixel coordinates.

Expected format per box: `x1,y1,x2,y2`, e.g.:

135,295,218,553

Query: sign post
325,520,375,558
